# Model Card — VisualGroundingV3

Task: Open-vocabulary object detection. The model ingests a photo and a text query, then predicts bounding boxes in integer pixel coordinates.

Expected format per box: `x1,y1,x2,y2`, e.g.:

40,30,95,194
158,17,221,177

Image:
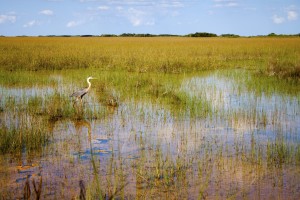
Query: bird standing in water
70,77,96,107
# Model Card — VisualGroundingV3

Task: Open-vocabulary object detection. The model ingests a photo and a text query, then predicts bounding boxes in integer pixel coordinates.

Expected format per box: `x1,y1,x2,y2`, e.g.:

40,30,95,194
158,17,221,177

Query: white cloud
97,6,109,10
66,20,83,28
88,6,109,11
272,15,285,24
81,0,184,27
0,14,16,24
39,9,54,16
227,2,238,7
126,7,154,27
213,0,238,7
271,6,298,24
83,0,185,8
23,20,39,28
127,8,145,26
213,0,226,1
244,7,257,11
130,18,142,26
287,10,298,20
159,1,184,8
79,0,98,2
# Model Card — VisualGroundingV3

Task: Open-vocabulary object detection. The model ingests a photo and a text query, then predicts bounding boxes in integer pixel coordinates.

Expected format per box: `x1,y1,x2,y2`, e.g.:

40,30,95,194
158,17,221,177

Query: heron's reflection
73,119,102,197
74,119,92,140
74,120,90,161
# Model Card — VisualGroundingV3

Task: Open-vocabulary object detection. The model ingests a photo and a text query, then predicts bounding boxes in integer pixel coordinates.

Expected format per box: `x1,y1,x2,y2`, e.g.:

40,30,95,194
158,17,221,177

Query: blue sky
0,0,299,36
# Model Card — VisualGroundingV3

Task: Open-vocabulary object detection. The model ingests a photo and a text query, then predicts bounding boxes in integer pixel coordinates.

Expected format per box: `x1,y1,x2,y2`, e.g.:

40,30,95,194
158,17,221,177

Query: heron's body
70,77,95,106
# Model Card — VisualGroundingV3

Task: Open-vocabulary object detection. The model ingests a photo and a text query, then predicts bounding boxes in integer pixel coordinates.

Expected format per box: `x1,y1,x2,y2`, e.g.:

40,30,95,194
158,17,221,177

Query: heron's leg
73,100,77,108
73,97,80,109
78,98,84,113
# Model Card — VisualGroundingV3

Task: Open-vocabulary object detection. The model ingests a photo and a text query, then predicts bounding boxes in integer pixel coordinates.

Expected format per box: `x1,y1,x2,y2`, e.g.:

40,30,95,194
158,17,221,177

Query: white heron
70,77,96,107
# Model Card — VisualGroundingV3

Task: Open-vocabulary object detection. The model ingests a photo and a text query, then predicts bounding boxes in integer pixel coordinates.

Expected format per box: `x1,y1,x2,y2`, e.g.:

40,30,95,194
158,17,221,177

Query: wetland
0,37,299,199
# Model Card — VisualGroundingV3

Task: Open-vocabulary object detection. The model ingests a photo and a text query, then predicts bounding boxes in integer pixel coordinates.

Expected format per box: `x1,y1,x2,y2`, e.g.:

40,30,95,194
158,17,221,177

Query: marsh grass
1,37,299,78
89,70,212,118
0,37,300,199
266,140,300,167
0,114,50,154
0,76,106,156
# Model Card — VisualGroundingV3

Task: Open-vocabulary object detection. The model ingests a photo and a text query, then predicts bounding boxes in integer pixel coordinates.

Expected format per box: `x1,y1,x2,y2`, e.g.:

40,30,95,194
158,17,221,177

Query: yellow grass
0,37,299,77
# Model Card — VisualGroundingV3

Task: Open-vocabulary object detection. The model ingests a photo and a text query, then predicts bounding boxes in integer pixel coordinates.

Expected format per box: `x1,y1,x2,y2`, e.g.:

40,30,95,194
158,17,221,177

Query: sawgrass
0,37,299,78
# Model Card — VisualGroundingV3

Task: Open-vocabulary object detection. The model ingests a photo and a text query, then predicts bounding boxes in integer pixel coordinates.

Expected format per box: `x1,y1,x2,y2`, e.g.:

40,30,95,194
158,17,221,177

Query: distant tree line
267,33,300,37
220,34,240,38
104,33,181,37
5,32,300,38
186,32,217,37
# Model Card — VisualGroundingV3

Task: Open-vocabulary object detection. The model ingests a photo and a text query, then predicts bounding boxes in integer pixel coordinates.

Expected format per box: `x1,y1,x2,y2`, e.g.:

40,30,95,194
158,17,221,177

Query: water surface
0,71,299,199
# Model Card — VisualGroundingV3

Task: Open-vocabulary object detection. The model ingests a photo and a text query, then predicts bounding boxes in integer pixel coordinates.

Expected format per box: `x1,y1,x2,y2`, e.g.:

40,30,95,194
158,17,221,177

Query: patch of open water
0,72,299,199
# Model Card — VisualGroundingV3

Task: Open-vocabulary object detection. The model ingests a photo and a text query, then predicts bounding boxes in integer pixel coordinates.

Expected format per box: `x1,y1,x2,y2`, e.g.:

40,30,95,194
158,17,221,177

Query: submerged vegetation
0,37,299,199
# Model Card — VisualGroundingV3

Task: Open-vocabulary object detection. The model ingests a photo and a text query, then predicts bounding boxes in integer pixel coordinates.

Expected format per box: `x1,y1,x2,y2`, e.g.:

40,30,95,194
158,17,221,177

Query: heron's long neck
87,79,91,90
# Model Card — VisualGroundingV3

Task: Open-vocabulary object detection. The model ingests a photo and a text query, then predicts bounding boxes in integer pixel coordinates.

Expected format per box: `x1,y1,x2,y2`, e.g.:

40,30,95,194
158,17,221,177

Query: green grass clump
267,141,300,167
44,92,74,120
0,117,50,154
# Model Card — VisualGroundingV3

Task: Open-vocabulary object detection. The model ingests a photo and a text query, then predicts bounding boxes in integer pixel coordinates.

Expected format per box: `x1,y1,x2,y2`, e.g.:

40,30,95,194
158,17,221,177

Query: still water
0,72,299,199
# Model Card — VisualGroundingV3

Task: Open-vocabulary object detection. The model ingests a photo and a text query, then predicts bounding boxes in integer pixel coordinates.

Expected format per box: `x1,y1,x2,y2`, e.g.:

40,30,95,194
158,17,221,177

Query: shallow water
0,71,299,199
181,74,300,141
